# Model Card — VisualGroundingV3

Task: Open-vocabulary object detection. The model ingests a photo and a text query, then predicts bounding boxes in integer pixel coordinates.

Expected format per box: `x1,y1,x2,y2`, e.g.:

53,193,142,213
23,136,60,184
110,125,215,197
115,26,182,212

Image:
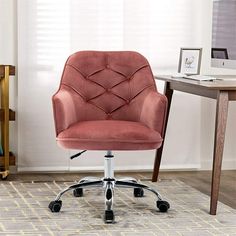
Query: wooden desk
152,75,236,215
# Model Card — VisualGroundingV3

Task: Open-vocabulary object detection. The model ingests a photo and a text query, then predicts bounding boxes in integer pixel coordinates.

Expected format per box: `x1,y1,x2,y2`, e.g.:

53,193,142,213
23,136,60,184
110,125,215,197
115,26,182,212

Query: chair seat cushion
57,120,163,150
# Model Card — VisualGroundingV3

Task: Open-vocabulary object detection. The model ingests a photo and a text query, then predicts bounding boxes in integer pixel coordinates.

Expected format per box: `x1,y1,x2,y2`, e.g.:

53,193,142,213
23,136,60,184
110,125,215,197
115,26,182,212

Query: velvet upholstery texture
53,51,167,150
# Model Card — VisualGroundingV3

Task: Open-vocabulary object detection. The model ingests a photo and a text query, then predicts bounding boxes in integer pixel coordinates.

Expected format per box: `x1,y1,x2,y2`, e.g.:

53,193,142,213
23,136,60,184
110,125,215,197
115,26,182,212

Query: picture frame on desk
178,48,202,75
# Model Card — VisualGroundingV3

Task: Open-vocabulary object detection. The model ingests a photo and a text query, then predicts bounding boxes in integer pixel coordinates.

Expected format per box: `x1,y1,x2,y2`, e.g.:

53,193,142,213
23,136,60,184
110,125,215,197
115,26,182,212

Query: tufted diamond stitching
62,51,156,119
89,69,126,89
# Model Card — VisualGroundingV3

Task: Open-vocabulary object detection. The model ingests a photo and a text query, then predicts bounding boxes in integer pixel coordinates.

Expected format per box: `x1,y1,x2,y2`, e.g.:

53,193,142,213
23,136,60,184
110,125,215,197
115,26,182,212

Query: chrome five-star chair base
48,151,170,223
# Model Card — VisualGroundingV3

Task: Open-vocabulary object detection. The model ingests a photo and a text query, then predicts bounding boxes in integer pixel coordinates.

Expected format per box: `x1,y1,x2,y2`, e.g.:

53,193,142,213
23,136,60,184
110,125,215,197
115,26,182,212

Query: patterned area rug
0,179,235,236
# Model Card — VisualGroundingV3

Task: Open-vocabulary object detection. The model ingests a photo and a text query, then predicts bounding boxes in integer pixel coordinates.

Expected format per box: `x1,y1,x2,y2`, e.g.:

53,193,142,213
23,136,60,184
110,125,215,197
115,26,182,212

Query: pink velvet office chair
49,51,170,223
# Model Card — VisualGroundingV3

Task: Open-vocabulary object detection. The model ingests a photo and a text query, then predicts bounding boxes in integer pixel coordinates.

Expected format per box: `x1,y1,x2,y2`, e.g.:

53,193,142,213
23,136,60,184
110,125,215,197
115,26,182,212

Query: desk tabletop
155,75,236,90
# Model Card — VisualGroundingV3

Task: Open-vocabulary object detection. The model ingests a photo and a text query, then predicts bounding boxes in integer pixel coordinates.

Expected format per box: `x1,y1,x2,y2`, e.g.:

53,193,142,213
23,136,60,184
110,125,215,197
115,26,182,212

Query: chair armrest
52,89,78,135
140,91,168,136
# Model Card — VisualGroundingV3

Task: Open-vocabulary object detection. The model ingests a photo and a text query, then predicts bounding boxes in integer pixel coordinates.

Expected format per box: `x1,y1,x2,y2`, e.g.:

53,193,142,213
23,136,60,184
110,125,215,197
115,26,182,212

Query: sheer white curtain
19,0,202,71
17,0,203,171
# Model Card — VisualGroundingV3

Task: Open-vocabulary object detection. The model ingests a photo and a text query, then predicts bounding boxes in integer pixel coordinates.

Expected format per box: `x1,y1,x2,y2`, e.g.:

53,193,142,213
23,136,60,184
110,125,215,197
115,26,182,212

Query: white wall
1,0,235,172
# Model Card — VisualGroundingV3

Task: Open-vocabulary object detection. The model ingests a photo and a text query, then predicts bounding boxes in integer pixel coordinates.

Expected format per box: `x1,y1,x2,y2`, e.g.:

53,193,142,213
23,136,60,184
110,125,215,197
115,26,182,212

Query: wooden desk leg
152,82,173,182
210,91,229,215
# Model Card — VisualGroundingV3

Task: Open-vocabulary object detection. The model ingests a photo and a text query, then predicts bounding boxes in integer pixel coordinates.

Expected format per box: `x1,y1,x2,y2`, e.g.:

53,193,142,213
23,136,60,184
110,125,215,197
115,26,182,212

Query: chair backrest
59,51,157,122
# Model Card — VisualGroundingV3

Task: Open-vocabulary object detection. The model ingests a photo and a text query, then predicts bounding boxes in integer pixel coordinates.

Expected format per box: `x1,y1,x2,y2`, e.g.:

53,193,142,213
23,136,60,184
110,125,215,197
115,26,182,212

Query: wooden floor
7,170,236,209
157,170,236,209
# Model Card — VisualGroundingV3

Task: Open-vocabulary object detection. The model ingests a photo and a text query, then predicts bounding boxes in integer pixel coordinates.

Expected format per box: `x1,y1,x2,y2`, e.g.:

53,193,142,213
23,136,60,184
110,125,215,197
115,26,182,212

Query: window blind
18,0,203,71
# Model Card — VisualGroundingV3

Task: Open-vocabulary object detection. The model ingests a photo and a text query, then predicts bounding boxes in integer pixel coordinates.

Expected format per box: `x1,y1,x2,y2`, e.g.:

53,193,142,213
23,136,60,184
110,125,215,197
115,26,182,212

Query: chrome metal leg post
103,150,115,223
78,176,101,183
54,180,103,201
118,177,137,183
104,150,114,179
115,180,162,201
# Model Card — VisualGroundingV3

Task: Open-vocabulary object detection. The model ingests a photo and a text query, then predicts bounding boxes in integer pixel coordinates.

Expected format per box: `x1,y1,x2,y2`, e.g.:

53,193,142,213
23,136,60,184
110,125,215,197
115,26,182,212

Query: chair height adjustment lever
70,150,87,160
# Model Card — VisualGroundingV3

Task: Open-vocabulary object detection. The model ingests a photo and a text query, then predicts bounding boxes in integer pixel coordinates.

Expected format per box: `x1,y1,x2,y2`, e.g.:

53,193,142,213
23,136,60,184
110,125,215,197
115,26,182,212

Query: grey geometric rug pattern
0,179,235,236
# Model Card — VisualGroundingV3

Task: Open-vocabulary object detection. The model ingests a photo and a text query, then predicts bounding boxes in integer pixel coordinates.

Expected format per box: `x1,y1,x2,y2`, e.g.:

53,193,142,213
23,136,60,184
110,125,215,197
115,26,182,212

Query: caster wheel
104,210,114,223
134,188,144,197
48,200,62,212
156,200,170,212
73,188,83,197
1,176,8,180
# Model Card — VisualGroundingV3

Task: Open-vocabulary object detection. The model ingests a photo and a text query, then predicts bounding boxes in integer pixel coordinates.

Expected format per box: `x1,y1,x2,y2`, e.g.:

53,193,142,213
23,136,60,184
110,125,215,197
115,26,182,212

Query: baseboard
17,166,70,172
17,164,200,173
201,159,236,170
17,161,236,173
